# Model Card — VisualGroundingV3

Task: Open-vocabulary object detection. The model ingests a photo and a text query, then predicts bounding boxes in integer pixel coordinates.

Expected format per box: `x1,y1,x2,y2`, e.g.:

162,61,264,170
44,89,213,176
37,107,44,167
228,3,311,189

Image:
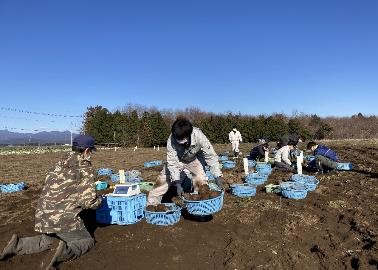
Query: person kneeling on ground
0,135,102,270
249,140,270,162
306,141,338,173
274,142,295,172
147,118,223,205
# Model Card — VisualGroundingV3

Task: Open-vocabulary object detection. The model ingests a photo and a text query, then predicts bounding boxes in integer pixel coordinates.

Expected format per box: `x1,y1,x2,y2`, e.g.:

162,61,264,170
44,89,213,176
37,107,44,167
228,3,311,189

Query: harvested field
0,140,377,270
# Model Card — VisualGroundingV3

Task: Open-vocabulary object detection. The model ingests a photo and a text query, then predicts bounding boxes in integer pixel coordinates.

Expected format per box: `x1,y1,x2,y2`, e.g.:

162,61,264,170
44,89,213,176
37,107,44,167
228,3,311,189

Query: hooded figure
228,126,242,157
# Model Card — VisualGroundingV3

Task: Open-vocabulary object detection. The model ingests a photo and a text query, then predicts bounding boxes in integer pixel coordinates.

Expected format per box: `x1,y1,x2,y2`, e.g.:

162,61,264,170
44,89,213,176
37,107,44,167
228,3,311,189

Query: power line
0,106,83,118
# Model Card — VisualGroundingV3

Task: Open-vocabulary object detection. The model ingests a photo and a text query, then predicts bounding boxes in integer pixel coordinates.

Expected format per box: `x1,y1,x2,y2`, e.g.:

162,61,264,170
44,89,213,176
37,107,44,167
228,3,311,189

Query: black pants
274,161,294,172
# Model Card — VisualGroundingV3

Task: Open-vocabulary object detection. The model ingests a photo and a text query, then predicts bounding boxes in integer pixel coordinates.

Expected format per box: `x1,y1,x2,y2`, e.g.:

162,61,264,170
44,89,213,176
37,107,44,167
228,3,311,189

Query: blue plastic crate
280,182,307,199
96,208,145,225
145,203,182,226
95,181,108,191
144,160,163,168
336,162,353,171
96,194,146,225
183,191,224,215
290,174,319,191
0,182,26,193
106,193,147,211
245,173,268,185
97,168,113,176
222,160,236,169
231,184,256,197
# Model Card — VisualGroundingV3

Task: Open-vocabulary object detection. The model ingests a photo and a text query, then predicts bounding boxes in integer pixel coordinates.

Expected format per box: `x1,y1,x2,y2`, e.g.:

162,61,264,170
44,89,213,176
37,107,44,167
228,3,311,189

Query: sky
0,0,377,132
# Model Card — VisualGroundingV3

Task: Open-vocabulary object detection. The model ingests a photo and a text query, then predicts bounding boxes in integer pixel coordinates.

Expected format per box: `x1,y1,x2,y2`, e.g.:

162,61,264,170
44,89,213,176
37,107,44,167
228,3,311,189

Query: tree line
83,105,378,147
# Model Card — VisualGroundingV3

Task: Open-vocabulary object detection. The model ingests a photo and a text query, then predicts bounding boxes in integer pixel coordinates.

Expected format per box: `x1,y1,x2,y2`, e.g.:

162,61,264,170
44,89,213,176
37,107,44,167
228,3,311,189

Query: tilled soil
0,141,377,270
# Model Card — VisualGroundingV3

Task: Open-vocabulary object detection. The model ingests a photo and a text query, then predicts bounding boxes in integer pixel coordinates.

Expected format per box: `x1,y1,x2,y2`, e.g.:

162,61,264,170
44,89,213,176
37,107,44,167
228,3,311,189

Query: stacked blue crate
96,193,147,225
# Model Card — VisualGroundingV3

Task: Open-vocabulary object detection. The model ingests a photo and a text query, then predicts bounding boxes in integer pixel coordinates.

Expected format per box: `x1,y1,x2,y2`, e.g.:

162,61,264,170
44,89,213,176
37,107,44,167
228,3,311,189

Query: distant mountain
0,130,79,145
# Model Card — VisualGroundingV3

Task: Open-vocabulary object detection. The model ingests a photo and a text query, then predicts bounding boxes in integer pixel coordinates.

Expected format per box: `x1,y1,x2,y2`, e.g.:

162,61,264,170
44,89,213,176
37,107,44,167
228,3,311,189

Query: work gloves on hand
173,181,184,197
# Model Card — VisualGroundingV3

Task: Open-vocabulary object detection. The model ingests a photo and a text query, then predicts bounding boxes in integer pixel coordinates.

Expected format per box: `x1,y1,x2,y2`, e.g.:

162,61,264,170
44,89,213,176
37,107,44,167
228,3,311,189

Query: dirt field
0,140,377,270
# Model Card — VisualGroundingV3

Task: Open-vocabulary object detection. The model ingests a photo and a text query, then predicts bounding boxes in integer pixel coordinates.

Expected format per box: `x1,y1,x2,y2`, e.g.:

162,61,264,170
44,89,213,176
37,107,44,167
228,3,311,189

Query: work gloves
173,181,184,197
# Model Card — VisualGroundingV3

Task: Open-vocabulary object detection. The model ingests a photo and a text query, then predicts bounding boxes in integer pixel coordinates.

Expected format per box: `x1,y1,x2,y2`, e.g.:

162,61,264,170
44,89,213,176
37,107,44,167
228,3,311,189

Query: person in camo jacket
0,135,101,270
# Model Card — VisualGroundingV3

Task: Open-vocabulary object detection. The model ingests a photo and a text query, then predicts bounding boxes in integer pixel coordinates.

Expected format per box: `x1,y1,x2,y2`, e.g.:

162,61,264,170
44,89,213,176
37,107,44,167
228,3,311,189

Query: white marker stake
119,169,125,184
297,151,303,175
243,158,249,176
157,145,160,151
264,151,269,163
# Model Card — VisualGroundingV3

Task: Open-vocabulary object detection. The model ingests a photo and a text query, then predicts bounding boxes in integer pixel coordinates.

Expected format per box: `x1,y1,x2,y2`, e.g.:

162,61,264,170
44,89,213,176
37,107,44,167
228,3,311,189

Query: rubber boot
42,240,65,270
0,234,18,261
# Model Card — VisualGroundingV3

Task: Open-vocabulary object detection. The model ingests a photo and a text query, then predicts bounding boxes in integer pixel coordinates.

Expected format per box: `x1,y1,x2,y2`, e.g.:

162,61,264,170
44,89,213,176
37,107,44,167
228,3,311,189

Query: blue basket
96,194,146,225
256,163,272,175
245,173,268,185
218,155,228,161
110,172,143,184
0,182,26,193
145,203,182,226
256,162,271,169
222,160,236,169
125,177,143,183
183,191,224,215
144,160,163,168
336,162,353,171
290,174,319,191
97,168,113,176
248,160,257,167
95,181,108,191
110,174,120,183
280,182,307,199
231,184,256,197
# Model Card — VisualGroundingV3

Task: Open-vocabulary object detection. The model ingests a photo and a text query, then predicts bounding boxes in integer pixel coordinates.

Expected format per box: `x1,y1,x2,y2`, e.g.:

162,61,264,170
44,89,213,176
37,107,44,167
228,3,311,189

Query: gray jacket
167,127,222,181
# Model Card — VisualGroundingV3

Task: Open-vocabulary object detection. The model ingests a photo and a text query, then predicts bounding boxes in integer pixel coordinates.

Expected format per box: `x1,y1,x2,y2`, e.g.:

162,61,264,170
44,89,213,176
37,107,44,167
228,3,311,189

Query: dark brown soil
0,140,377,270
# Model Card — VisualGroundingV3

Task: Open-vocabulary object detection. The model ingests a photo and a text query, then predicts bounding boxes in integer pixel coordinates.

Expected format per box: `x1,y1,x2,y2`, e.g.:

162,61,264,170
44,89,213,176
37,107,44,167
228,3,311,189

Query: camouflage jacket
167,127,222,181
35,152,101,234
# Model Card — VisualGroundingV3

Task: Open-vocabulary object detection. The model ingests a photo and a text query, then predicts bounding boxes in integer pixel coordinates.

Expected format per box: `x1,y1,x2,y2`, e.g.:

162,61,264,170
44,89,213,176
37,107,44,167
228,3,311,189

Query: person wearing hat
228,125,243,157
147,118,224,205
0,135,101,270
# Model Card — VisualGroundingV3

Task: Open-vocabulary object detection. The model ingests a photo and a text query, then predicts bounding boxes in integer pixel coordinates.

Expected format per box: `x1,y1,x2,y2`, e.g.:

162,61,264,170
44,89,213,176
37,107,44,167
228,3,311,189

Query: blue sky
0,0,377,132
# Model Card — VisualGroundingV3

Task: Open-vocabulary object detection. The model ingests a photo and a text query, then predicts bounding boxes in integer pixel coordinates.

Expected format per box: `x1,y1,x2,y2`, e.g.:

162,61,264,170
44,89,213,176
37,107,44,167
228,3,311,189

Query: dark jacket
314,144,338,161
249,144,266,160
279,134,300,147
